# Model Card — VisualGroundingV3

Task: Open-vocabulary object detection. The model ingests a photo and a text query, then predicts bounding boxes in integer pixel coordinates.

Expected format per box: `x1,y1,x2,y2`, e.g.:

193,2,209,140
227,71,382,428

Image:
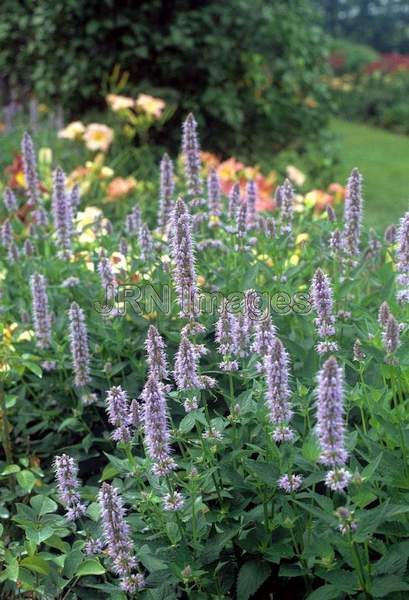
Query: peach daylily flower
58,121,85,140
135,94,166,118
106,177,137,201
83,124,114,152
106,94,135,112
286,165,306,187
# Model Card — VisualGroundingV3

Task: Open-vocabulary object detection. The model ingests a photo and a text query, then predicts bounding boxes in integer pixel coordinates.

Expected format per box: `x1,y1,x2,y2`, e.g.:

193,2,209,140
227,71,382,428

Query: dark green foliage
0,0,332,161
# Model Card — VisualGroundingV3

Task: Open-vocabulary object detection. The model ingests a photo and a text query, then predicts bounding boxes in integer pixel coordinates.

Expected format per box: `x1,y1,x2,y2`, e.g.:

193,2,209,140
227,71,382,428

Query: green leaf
371,575,409,597
25,525,54,545
20,556,50,575
63,550,83,579
30,495,58,516
236,560,270,600
306,585,340,600
1,464,20,476
76,559,106,576
16,470,37,492
23,361,43,378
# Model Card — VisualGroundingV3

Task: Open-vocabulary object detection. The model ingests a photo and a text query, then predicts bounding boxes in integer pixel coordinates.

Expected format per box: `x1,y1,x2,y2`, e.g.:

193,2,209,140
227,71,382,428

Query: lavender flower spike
145,325,169,380
139,223,154,261
22,132,40,206
311,268,337,353
158,153,174,229
264,337,294,441
54,454,86,520
396,211,409,303
30,273,52,349
3,188,17,212
246,180,257,228
252,314,277,357
207,167,221,223
228,183,241,220
215,299,239,365
174,335,203,390
106,386,131,443
343,168,363,258
236,200,248,240
316,356,351,491
169,197,198,318
278,179,294,233
182,113,202,201
98,256,116,300
98,483,144,593
69,302,91,387
382,313,400,357
52,167,73,257
142,373,176,476
1,220,13,248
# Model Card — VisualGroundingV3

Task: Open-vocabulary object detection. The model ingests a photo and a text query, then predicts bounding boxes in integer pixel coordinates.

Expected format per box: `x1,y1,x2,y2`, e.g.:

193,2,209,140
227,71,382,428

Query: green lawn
331,118,409,229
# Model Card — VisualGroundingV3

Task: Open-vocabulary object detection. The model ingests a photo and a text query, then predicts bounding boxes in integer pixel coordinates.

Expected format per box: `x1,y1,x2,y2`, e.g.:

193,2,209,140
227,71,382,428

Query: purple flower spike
145,325,169,381
264,338,293,434
252,315,277,357
378,301,390,328
236,201,248,239
228,183,240,220
139,223,155,261
182,113,202,201
278,179,294,233
311,268,337,351
98,483,143,590
1,220,13,248
142,374,176,476
54,454,86,520
396,212,409,303
30,273,52,349
174,335,203,391
316,356,348,468
126,205,141,235
169,197,198,318
158,153,174,229
68,302,91,387
22,132,40,206
382,313,400,355
163,491,184,512
106,386,131,443
343,168,363,258
246,180,257,228
207,167,221,223
7,242,19,263
278,474,303,493
23,239,34,257
98,256,116,300
4,188,17,212
52,167,73,257
215,299,239,359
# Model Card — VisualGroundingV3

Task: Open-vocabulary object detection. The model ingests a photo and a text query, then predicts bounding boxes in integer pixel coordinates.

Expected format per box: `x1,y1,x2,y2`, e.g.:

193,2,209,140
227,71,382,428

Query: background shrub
0,0,332,163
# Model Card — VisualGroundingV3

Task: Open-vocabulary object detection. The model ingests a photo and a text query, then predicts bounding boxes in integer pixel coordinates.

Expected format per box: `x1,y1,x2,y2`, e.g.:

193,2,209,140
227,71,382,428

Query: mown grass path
331,117,409,228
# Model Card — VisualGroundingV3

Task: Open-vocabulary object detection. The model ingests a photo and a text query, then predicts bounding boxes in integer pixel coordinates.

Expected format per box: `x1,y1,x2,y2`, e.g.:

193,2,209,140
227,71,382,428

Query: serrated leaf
20,556,50,575
236,560,270,600
76,559,106,576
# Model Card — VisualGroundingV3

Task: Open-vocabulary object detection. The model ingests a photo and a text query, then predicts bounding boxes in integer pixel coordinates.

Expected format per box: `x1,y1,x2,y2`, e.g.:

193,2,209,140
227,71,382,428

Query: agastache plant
68,301,91,387
51,167,73,257
106,386,131,443
215,299,239,372
228,183,240,220
182,113,202,202
54,454,86,520
246,180,257,228
98,483,145,593
174,335,204,390
30,273,52,349
3,188,17,212
22,132,40,206
207,167,221,224
278,179,294,233
343,167,363,259
141,373,176,476
98,256,116,300
139,223,155,261
311,268,338,353
158,153,174,230
145,325,169,381
169,197,198,318
264,337,294,442
316,356,351,491
396,211,409,303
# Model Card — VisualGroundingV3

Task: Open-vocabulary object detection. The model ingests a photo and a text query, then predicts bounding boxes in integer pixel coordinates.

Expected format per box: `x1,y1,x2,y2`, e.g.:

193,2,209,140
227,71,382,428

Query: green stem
0,381,15,491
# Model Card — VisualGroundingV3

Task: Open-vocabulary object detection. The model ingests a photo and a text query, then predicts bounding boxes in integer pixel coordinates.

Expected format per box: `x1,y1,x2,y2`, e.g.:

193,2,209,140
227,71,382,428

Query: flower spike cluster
68,302,91,387
158,153,174,229
169,197,199,318
145,325,169,381
106,386,131,443
311,268,338,353
54,454,86,520
215,299,239,372
343,167,363,259
315,356,350,491
396,211,409,303
30,273,52,349
22,132,40,206
207,167,222,224
182,113,202,202
264,337,294,442
98,483,145,593
51,167,73,257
